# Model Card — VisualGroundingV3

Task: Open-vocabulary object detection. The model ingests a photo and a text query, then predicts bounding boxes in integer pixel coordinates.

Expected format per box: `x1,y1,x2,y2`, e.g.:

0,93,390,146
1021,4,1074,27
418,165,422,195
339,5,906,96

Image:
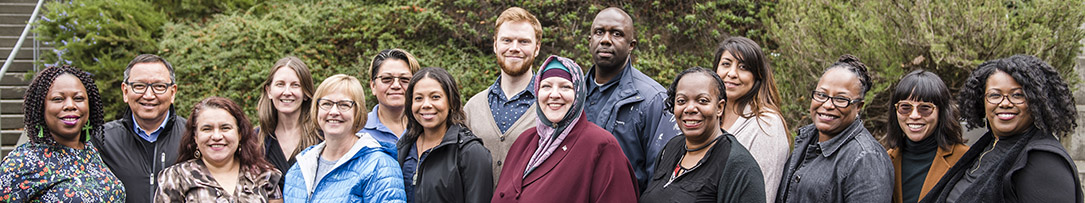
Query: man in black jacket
91,54,186,203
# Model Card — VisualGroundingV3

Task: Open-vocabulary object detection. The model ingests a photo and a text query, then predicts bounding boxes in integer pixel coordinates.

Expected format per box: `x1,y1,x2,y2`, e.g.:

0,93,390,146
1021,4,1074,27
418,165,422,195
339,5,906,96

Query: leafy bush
34,0,166,119
768,0,1085,137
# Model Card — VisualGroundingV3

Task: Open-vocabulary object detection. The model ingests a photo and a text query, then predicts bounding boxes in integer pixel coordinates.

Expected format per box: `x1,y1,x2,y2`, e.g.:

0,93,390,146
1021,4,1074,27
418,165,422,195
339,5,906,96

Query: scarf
524,55,586,178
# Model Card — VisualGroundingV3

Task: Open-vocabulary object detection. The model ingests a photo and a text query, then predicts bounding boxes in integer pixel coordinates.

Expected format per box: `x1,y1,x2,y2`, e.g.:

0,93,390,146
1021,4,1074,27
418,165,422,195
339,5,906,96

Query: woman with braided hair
0,65,125,202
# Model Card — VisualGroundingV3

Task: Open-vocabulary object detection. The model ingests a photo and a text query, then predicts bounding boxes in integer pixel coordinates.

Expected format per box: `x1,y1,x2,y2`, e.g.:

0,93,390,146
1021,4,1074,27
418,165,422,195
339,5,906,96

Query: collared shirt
584,66,625,124
131,110,170,142
401,144,432,203
362,106,405,145
487,76,535,134
777,119,893,203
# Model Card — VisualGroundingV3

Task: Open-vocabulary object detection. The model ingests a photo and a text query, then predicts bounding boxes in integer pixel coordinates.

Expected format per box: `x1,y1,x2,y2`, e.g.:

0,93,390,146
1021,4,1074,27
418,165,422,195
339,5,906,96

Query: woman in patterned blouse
0,65,125,202
155,97,282,202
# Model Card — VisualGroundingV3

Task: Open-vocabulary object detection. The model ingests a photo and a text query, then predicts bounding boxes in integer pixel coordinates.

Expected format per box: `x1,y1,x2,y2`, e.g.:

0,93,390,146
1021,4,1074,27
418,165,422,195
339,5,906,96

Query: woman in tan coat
882,70,968,203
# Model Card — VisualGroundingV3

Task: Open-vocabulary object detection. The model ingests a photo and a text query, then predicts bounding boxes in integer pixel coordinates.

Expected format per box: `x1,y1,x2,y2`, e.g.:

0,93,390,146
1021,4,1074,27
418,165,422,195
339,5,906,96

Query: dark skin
589,8,637,84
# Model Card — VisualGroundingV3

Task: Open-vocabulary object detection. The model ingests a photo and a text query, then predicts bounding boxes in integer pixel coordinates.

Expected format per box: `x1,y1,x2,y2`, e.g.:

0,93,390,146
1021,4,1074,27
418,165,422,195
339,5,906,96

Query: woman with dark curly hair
775,55,892,203
155,97,282,202
0,65,125,201
922,55,1082,203
882,70,968,203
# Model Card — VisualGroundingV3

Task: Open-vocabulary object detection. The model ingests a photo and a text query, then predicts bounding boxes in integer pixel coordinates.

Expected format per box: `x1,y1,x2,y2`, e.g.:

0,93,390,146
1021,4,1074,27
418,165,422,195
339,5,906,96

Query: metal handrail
0,0,46,79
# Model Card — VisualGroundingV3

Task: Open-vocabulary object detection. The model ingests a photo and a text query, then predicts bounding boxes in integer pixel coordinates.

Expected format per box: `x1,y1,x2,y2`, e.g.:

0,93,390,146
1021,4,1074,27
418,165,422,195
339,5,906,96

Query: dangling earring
36,125,43,138
194,150,202,158
82,124,92,142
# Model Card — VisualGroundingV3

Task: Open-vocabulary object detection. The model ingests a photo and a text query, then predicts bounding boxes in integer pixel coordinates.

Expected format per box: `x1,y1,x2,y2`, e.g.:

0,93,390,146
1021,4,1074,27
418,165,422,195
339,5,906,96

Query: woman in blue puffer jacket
283,74,407,202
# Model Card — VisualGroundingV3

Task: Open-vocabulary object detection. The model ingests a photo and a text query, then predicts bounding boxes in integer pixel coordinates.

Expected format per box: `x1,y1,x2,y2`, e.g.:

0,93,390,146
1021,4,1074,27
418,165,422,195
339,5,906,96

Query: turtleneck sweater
901,135,938,203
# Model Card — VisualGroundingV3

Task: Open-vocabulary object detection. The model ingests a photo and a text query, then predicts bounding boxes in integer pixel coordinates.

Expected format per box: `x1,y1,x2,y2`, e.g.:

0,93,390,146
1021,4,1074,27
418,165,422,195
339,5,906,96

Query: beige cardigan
464,90,537,185
726,106,790,203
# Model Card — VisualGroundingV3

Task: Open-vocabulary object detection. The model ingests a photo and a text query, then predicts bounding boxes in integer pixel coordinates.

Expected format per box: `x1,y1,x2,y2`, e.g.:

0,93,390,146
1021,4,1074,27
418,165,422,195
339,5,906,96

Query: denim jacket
776,119,893,203
584,62,681,190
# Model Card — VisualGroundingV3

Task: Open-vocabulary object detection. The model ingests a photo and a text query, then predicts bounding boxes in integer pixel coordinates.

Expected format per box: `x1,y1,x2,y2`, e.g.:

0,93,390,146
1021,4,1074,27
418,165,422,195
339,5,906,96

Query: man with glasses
92,54,187,203
464,7,542,183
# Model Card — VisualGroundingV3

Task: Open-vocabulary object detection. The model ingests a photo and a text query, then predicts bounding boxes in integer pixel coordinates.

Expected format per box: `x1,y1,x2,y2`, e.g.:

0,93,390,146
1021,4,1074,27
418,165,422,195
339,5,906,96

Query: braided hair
825,54,873,99
23,65,104,144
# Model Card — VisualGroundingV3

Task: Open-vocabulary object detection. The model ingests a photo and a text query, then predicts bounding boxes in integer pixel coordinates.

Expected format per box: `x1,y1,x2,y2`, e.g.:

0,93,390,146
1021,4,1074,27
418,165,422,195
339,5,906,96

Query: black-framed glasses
125,81,174,94
811,91,862,108
376,76,411,85
895,101,937,117
985,92,1026,105
317,99,356,111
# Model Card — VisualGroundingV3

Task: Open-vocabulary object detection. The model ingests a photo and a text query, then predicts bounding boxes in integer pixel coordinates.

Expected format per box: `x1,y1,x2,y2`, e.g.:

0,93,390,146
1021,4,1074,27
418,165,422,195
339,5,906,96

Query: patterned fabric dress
0,141,126,202
155,159,282,203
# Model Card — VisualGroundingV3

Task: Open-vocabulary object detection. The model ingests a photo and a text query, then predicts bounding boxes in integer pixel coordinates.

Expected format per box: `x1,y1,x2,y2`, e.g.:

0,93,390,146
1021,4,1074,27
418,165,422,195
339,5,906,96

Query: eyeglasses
317,99,356,111
985,92,1026,105
376,76,411,85
895,101,937,117
811,91,862,108
125,81,174,94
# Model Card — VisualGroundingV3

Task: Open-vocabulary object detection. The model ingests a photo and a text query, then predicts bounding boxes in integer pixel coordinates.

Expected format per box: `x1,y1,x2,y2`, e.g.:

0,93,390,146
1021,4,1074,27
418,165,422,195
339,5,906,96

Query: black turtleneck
901,135,938,203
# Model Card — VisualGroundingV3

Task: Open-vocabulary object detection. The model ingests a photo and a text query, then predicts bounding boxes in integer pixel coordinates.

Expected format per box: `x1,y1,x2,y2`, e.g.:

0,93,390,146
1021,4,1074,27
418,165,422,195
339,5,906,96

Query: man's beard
498,55,535,76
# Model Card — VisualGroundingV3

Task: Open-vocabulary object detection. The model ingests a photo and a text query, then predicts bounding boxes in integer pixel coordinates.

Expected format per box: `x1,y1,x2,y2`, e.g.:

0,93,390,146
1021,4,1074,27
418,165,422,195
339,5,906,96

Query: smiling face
266,67,305,114
673,73,725,138
538,77,576,123
494,21,540,77
316,92,356,137
984,71,1033,137
411,78,450,132
716,51,756,100
589,9,635,71
44,74,89,141
194,107,239,166
896,99,939,142
122,62,176,126
810,68,864,136
370,59,413,109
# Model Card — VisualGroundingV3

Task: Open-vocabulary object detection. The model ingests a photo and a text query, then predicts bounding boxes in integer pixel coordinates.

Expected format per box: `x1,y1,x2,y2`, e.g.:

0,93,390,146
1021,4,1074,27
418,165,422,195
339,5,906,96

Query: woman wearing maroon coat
492,55,639,202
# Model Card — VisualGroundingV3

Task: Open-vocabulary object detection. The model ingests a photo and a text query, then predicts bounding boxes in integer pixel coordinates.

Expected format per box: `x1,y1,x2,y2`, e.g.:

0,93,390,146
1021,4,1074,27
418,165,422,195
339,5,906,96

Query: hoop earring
195,150,201,158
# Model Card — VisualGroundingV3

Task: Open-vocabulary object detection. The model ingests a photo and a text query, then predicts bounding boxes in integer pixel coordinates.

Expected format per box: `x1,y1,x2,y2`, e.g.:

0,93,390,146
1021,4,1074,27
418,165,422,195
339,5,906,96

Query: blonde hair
311,74,369,133
494,7,542,43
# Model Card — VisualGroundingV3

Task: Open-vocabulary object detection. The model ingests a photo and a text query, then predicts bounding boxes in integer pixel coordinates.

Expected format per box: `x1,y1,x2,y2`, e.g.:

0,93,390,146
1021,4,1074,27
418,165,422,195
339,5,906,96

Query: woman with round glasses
283,74,406,202
365,49,421,144
881,70,968,203
775,55,892,203
922,55,1081,202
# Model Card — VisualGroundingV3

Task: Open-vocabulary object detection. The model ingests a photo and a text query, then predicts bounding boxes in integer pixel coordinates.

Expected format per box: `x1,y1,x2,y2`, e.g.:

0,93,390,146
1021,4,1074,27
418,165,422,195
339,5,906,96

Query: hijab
524,55,586,178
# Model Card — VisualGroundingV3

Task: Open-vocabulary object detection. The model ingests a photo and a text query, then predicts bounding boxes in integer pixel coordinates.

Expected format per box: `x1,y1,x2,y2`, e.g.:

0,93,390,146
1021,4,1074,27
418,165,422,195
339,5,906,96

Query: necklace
685,135,722,152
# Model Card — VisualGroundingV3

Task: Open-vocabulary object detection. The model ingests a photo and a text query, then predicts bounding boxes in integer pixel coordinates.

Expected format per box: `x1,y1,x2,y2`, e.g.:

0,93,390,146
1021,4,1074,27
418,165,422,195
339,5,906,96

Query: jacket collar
121,105,180,139
587,60,639,99
295,133,384,193
816,118,867,157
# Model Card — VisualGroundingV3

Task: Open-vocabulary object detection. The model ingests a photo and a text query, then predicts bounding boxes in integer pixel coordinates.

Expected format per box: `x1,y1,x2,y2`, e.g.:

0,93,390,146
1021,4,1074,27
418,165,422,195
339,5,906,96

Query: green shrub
768,0,1085,137
34,0,167,120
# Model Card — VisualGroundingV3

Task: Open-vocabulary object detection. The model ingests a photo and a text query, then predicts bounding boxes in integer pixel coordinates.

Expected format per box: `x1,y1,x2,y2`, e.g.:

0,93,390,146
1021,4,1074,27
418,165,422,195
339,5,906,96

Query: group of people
0,5,1081,203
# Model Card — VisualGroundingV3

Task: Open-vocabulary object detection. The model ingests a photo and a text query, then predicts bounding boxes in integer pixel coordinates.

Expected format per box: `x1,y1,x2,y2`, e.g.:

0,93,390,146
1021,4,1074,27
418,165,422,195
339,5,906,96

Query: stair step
1,114,24,129
0,59,37,72
0,14,33,25
0,35,39,47
0,3,37,16
0,129,21,147
0,85,27,100
0,24,31,37
0,99,22,114
0,72,30,86
0,46,45,60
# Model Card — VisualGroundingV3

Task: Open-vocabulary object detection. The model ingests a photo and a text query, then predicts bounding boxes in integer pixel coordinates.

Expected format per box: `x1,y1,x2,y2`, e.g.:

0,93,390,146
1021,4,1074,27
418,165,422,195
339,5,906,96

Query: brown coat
887,144,969,203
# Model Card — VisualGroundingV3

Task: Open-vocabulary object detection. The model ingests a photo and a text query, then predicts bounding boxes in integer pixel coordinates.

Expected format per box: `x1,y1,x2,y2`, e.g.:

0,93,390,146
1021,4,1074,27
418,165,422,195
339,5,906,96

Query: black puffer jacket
91,107,186,203
398,124,494,203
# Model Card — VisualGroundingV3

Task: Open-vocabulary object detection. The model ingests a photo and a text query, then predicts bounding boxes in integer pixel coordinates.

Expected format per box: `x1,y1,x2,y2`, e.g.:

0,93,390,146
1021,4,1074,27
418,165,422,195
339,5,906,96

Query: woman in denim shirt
775,55,893,203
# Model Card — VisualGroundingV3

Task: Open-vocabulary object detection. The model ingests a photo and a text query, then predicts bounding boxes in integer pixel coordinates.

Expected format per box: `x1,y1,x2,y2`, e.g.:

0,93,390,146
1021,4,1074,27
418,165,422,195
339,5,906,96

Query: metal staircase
0,0,45,158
